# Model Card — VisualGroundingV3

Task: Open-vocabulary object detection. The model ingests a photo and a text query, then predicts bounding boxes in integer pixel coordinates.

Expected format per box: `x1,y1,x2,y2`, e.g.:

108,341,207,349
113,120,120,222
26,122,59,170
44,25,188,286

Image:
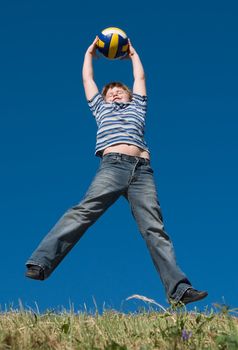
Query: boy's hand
121,39,136,60
127,39,136,57
86,36,99,58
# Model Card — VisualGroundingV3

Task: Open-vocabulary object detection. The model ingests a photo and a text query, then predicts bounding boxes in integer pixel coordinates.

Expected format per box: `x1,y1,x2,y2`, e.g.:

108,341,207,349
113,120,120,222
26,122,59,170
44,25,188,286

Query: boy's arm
128,40,146,96
82,37,99,101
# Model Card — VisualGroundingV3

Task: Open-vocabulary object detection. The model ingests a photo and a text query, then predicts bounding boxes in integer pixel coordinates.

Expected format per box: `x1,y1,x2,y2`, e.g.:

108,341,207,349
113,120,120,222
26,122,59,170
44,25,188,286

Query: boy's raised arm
127,40,147,96
82,37,99,101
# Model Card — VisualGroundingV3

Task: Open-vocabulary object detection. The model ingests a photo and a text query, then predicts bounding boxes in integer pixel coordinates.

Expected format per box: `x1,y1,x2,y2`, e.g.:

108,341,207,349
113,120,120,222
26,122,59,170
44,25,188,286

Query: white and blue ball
97,27,129,59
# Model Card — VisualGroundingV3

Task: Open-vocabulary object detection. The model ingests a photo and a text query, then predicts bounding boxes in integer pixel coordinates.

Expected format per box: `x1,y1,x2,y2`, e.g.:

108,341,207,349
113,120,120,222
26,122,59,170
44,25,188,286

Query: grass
0,298,238,349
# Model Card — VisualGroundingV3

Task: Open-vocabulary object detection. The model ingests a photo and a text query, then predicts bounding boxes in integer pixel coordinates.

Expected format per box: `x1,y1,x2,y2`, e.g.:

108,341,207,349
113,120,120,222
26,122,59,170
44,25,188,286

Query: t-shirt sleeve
131,93,148,116
87,93,106,121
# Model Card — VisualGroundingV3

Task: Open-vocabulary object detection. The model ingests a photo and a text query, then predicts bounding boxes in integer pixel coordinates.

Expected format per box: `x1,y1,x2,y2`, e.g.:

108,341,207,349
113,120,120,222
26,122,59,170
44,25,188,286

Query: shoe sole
25,271,44,281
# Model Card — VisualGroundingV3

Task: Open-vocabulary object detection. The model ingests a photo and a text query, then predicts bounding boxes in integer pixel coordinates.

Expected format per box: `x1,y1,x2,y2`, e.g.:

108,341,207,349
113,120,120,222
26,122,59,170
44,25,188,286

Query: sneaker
179,288,208,305
25,265,45,280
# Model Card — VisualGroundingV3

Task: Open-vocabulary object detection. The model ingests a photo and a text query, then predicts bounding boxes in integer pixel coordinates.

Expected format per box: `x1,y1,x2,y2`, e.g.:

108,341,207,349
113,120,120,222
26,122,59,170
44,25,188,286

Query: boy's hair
102,82,132,101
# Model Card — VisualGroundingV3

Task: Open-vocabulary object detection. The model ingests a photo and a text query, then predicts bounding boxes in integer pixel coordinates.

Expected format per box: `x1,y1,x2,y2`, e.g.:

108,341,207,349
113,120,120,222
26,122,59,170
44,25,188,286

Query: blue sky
1,0,237,313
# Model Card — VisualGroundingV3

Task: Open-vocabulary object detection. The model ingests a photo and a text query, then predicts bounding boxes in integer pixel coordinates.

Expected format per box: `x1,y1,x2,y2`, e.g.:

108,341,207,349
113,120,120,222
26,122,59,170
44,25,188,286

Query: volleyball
96,27,129,59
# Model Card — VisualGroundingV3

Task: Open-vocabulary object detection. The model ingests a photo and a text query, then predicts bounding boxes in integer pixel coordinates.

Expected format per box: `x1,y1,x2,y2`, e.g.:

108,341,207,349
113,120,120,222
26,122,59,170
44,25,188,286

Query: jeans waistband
102,152,150,165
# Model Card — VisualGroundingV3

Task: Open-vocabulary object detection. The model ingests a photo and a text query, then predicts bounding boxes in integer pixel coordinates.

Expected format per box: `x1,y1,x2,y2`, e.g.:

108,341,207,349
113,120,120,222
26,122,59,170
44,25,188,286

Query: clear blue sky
1,0,237,313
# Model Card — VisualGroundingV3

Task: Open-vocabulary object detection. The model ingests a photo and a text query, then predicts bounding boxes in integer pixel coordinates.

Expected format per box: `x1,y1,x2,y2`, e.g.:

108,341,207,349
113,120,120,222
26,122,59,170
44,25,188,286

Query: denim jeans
26,153,192,301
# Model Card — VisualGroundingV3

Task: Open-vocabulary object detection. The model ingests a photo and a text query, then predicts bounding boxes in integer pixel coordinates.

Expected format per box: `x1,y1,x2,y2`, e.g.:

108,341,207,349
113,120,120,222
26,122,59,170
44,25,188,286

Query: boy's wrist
130,51,139,60
85,49,93,56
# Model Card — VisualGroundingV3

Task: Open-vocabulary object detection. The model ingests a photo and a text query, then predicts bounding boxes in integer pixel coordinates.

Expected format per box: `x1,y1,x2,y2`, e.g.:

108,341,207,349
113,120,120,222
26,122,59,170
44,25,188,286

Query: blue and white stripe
88,93,150,157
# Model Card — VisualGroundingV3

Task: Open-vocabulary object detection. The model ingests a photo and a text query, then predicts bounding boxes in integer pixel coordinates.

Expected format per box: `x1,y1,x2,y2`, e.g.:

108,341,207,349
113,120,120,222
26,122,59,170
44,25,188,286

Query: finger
93,36,99,45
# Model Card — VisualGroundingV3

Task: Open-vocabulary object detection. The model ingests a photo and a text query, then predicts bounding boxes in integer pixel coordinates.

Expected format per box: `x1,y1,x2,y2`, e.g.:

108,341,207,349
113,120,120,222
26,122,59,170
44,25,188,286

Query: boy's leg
125,162,192,302
26,159,126,279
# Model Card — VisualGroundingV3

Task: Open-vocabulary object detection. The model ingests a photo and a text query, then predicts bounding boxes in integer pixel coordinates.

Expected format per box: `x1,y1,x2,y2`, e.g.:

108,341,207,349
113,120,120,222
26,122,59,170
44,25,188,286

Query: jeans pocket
143,164,154,174
101,156,119,168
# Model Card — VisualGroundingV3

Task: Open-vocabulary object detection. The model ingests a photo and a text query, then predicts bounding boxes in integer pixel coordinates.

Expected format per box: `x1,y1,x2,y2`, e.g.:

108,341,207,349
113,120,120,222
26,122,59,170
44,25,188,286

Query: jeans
26,153,192,301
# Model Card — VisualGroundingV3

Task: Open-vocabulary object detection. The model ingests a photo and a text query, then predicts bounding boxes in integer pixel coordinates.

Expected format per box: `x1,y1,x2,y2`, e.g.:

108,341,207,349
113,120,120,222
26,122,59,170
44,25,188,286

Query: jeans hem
26,260,51,279
169,283,192,302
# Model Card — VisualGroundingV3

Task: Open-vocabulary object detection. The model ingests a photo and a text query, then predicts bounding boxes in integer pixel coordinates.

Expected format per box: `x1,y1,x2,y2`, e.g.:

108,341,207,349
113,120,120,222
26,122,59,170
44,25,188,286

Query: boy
25,37,208,305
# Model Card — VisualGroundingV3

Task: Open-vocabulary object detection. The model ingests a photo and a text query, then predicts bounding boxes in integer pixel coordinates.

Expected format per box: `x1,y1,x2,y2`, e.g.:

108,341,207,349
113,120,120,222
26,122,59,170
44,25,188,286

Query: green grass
0,302,238,349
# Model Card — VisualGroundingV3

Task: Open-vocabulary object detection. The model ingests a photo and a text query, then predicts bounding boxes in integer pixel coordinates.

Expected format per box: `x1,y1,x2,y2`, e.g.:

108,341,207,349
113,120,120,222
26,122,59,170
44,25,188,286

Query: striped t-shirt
88,92,150,157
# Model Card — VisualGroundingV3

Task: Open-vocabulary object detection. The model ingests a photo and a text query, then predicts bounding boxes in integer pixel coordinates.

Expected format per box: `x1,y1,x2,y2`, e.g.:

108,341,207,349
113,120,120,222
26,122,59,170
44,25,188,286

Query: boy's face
105,87,130,103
